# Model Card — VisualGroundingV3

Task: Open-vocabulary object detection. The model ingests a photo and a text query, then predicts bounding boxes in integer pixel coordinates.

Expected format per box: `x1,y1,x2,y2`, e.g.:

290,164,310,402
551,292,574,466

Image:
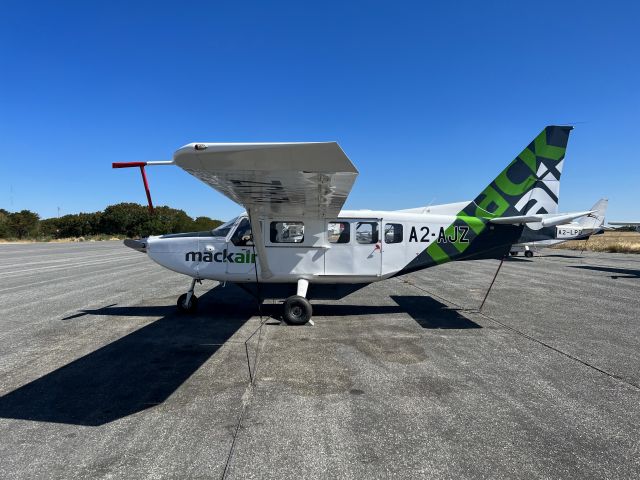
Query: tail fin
420,126,573,264
397,126,574,272
577,198,608,229
459,125,573,219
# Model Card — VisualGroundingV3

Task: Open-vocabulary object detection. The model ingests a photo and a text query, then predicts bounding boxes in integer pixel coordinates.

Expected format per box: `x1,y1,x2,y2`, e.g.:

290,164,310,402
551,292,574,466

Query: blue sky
1,1,638,221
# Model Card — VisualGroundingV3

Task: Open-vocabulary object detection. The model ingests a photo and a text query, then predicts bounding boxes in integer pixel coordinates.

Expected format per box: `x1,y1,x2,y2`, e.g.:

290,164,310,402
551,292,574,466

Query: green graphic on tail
398,126,573,275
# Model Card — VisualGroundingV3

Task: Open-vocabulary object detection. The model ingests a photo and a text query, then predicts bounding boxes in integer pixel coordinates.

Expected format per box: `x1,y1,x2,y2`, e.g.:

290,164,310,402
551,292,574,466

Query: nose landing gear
177,278,200,314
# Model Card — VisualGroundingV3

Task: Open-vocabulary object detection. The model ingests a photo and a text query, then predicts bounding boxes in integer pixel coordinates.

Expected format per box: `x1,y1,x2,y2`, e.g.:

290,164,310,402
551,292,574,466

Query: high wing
172,142,358,218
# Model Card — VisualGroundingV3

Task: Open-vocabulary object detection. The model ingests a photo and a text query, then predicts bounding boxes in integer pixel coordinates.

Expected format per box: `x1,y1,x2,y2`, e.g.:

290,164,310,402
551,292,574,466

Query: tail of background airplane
577,198,608,229
401,126,573,270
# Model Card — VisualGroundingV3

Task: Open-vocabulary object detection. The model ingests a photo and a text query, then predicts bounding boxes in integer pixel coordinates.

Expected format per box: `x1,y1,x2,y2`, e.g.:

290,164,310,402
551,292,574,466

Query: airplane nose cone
124,238,147,253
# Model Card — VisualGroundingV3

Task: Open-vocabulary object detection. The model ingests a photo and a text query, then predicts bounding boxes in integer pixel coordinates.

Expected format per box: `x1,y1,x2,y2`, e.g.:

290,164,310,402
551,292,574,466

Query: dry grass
552,231,640,254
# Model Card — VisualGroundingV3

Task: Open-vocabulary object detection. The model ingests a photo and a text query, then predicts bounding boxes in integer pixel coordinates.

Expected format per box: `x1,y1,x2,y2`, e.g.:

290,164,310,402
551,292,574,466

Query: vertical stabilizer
462,125,572,220
398,126,574,273
577,198,608,229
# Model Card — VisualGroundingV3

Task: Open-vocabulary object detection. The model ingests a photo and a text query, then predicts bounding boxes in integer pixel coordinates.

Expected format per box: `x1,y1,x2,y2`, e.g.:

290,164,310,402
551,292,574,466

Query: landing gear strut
282,279,312,325
177,278,199,314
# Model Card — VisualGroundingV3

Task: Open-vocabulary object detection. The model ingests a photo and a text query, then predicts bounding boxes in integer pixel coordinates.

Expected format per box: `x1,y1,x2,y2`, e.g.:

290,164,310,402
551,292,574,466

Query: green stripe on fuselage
459,215,485,235
425,242,450,264
424,216,487,261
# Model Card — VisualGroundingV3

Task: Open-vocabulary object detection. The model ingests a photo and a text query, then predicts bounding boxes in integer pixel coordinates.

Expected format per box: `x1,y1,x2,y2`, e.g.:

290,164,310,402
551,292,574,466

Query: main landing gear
509,250,534,258
176,277,314,325
177,278,199,314
282,279,313,326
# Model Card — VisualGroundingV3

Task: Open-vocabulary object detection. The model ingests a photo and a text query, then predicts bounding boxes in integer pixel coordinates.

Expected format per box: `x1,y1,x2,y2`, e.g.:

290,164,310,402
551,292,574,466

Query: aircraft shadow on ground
391,296,482,329
0,287,478,427
568,264,640,279
542,253,585,259
310,297,480,329
0,284,257,427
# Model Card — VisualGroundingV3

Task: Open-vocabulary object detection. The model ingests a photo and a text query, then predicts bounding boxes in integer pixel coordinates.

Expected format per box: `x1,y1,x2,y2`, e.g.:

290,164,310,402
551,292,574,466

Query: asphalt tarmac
0,241,638,479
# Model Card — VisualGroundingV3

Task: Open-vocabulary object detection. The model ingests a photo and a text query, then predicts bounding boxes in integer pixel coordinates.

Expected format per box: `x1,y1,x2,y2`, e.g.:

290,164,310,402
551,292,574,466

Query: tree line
0,203,223,240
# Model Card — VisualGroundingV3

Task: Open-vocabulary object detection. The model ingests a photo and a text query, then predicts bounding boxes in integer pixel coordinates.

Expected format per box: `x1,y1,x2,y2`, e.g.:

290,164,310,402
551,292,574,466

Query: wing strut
248,209,273,279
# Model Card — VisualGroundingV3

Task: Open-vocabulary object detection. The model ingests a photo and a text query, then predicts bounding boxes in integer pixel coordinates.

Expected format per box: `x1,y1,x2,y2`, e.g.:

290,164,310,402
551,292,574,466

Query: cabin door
324,219,382,277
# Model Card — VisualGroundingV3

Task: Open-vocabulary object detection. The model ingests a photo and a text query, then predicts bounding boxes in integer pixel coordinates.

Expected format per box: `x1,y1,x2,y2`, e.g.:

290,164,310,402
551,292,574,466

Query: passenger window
384,223,403,244
231,218,253,246
355,222,379,244
270,221,304,243
328,222,350,244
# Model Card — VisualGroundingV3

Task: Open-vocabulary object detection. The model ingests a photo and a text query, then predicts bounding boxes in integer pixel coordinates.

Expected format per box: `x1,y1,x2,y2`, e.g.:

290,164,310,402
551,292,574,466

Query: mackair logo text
185,249,256,263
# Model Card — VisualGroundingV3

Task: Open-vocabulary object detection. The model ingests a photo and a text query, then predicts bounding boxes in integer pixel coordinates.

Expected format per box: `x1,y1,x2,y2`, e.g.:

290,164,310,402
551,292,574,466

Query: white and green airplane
116,126,587,325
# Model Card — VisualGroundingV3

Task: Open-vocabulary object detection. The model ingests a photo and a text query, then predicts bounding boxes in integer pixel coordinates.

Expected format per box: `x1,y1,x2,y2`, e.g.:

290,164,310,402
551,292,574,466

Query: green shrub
0,204,224,240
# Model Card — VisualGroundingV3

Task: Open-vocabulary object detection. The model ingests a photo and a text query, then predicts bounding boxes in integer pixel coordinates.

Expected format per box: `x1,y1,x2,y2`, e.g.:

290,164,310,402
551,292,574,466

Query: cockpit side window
230,218,253,246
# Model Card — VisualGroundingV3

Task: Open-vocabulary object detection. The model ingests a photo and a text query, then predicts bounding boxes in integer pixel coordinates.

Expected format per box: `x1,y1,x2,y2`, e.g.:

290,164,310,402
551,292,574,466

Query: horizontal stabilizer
489,215,545,224
489,210,594,226
541,210,594,227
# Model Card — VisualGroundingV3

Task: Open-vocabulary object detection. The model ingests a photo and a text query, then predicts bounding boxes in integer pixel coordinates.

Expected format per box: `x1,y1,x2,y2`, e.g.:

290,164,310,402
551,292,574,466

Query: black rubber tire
524,250,534,258
510,251,518,256
283,295,312,325
177,293,198,314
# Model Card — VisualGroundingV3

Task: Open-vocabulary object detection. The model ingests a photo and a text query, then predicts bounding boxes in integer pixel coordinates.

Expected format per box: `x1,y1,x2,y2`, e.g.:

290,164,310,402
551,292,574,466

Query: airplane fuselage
144,210,520,285
510,222,602,254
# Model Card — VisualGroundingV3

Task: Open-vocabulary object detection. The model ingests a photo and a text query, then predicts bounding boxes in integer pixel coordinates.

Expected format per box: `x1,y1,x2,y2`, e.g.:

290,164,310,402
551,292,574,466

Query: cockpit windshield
211,216,239,237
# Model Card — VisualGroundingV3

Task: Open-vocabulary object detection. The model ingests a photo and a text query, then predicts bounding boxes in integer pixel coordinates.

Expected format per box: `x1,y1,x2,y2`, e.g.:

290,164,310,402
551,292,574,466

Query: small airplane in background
508,198,608,257
116,126,586,325
608,221,640,232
